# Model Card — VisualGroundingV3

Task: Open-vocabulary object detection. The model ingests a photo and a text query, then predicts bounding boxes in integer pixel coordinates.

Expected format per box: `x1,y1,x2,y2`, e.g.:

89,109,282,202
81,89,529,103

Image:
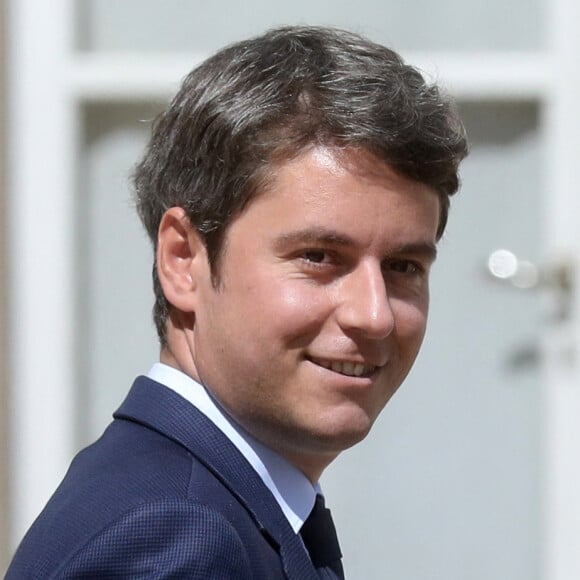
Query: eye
386,260,424,275
302,250,328,264
297,249,343,274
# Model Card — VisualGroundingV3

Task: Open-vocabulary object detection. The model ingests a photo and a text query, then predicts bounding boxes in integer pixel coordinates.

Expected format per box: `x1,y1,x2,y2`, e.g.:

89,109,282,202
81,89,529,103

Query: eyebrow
273,227,438,262
273,227,356,250
388,242,438,263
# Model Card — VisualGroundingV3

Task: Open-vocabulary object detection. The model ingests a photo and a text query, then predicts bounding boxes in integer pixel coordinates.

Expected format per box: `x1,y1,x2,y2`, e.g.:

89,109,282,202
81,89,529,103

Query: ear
156,207,208,313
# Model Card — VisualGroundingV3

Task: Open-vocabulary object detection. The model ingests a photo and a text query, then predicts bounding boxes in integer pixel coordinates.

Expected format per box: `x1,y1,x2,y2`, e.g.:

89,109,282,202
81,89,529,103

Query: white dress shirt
147,362,319,533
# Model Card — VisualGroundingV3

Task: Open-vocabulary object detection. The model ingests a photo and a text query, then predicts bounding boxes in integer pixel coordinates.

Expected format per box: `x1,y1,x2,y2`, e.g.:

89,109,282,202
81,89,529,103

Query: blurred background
2,0,580,578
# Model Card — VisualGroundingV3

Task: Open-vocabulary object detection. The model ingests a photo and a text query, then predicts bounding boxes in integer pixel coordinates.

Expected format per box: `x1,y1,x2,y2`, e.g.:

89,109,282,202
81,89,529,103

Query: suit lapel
114,376,319,580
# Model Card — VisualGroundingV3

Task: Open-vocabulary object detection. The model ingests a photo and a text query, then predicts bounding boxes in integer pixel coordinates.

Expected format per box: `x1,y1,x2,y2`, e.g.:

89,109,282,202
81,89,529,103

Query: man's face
189,146,440,478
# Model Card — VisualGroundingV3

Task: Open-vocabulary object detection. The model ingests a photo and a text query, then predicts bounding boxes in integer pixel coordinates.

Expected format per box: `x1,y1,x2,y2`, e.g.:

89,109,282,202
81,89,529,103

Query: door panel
79,103,162,442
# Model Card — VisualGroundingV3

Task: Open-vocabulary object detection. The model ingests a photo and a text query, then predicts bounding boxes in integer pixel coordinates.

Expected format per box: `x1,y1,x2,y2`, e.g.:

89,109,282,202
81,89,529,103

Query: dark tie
300,494,344,579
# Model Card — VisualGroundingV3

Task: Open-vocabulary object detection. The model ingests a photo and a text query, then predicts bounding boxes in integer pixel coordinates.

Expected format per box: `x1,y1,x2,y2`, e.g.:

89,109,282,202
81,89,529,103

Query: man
7,26,467,578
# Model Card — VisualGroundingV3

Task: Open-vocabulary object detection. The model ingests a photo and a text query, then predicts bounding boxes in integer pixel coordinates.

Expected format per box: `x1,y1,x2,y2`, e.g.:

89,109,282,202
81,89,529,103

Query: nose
336,262,395,339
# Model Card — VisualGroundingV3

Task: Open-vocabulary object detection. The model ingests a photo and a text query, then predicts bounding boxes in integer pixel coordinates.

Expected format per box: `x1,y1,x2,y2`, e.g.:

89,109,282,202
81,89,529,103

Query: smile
309,357,377,378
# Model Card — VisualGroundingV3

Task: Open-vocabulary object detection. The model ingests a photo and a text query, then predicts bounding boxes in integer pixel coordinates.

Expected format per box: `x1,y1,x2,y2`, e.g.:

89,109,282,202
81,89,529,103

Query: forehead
228,146,440,250
259,145,437,203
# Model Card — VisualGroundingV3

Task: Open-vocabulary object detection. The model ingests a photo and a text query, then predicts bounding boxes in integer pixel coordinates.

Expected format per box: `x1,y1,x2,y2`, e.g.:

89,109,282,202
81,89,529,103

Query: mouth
308,357,378,378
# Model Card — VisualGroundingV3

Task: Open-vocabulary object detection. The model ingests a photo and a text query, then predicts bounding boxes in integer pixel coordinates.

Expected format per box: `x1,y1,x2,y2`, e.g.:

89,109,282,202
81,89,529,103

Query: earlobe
156,207,207,313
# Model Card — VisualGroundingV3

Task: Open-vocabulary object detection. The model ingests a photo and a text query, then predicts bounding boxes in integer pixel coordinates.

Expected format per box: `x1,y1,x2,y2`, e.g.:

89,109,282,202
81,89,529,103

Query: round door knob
487,249,540,289
486,248,574,320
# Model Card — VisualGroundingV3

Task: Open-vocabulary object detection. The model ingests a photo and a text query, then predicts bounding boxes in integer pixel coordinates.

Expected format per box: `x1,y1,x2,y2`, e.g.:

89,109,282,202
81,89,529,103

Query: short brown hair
133,26,468,344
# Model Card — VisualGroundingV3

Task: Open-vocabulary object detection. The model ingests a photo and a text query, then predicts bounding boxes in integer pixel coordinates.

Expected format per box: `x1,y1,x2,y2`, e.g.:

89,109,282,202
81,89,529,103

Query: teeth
342,362,354,376
312,358,375,377
331,361,342,373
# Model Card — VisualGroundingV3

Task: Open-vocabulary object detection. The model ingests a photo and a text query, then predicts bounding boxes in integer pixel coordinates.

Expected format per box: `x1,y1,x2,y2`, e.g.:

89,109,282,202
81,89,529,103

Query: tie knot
300,494,343,569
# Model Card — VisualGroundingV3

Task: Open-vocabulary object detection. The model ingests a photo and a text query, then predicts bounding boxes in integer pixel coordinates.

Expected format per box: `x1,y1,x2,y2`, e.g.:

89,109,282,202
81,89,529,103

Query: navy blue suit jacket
7,376,322,579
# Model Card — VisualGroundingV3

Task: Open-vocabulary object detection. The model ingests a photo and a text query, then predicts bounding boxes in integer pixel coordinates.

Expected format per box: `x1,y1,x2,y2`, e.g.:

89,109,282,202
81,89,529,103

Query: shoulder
7,419,286,578
58,499,255,578
8,499,256,579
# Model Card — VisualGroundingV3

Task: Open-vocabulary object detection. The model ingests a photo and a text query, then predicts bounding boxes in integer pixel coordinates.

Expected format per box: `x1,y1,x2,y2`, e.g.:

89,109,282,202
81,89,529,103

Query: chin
309,411,376,454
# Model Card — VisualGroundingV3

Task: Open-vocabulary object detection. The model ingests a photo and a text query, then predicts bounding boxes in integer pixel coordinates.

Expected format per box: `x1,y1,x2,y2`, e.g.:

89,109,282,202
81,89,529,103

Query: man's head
134,25,467,345
134,26,467,480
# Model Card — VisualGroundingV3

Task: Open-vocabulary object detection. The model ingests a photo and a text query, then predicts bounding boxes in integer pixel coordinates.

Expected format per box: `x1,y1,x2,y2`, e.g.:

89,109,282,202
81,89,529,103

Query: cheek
393,299,429,347
212,285,327,386
249,275,333,324
273,283,336,341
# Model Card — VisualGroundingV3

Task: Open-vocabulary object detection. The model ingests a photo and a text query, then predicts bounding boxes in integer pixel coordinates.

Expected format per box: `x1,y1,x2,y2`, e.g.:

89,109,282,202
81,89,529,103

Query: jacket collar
114,375,319,580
